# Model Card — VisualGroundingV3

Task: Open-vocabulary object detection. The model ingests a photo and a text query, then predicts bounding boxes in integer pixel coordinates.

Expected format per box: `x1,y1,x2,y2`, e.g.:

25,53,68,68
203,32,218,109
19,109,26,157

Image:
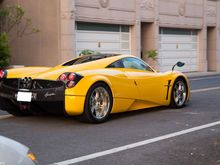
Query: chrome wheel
173,81,187,107
89,87,110,120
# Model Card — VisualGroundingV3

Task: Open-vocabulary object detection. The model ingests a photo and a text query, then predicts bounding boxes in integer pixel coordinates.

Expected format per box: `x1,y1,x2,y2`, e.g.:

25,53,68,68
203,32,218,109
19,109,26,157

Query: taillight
66,81,75,88
58,72,83,89
0,70,7,79
67,73,75,81
59,74,67,81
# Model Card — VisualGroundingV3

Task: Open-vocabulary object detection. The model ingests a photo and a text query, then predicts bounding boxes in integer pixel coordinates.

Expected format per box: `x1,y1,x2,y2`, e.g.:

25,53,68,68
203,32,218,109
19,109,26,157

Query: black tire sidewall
83,82,113,123
170,78,188,109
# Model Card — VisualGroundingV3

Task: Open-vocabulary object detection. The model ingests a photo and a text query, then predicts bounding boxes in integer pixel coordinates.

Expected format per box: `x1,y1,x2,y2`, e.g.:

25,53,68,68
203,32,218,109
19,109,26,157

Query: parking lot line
0,115,13,120
191,86,220,93
52,121,220,165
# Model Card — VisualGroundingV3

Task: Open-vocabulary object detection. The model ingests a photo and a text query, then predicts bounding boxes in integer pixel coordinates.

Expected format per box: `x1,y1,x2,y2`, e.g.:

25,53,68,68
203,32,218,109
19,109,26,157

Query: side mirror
172,61,185,72
176,62,185,67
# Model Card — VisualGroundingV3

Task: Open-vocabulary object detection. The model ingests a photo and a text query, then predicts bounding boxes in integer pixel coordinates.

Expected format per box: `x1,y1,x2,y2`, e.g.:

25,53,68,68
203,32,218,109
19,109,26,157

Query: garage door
76,22,131,55
159,28,198,72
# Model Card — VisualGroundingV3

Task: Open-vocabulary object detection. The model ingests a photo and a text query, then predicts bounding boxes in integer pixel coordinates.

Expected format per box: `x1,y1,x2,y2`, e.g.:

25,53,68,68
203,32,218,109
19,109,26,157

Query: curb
185,72,220,78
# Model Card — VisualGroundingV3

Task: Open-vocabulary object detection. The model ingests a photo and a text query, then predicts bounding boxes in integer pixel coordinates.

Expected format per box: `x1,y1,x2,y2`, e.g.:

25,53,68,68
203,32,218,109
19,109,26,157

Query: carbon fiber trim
0,78,66,115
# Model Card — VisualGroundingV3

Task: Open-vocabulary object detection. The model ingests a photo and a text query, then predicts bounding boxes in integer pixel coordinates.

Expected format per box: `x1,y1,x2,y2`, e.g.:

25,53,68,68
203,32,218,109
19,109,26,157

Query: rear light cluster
0,70,7,79
58,72,83,88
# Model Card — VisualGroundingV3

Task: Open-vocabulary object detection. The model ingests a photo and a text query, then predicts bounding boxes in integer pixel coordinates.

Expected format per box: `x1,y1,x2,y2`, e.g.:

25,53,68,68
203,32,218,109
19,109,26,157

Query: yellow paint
65,95,85,115
128,100,159,111
111,98,134,113
6,55,190,116
27,152,37,161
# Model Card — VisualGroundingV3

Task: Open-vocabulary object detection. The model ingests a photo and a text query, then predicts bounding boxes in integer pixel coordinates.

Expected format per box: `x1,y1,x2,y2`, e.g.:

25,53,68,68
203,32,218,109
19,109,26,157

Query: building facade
2,0,220,72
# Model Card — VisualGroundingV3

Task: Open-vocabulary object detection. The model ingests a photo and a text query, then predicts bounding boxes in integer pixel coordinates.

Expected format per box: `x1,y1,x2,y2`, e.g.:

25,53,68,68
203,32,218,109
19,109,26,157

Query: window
107,57,154,72
122,58,147,71
107,60,124,68
76,22,130,32
159,28,197,35
63,54,119,66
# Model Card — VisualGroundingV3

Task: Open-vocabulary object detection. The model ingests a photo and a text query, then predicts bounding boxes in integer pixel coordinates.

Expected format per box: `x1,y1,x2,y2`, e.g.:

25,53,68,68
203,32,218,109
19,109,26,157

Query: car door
121,57,169,105
106,58,140,100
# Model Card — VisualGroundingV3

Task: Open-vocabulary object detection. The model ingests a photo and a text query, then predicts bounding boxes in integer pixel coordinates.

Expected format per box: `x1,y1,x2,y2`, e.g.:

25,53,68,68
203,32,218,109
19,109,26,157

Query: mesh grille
2,79,64,90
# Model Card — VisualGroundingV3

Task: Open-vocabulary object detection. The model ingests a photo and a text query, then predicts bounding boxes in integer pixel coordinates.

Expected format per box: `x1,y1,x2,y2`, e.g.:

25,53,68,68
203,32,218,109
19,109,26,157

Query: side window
122,58,153,72
107,60,124,68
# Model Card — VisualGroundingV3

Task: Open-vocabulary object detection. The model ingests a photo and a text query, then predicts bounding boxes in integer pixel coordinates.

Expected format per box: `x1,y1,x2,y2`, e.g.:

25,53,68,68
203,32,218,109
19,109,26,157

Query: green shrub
79,49,101,56
0,32,10,68
0,5,39,36
145,49,158,60
0,5,39,68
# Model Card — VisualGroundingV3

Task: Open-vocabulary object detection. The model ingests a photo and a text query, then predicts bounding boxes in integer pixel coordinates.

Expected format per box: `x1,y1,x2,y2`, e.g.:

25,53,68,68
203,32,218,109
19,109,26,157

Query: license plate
17,91,32,102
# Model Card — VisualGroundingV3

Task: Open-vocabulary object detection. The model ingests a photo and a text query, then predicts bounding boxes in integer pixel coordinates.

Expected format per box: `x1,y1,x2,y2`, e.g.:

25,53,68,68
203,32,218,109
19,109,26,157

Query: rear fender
65,75,113,96
7,67,51,78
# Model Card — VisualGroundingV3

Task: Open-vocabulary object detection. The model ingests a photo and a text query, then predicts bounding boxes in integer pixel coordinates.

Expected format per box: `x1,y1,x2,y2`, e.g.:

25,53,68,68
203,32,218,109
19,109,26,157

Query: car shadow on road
107,106,170,121
0,104,190,125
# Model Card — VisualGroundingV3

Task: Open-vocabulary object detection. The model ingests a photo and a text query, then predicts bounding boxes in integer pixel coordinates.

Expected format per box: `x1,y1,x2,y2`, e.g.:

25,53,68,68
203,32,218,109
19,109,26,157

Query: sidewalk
185,72,220,78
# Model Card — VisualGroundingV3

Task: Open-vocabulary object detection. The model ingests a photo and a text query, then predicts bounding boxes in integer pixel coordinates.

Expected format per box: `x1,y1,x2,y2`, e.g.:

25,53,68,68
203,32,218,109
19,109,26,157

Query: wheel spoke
173,80,187,107
89,86,110,120
174,97,179,103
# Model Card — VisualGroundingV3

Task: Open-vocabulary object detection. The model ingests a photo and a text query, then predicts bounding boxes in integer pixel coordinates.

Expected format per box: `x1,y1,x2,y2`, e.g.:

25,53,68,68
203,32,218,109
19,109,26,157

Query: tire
170,78,188,108
82,82,113,123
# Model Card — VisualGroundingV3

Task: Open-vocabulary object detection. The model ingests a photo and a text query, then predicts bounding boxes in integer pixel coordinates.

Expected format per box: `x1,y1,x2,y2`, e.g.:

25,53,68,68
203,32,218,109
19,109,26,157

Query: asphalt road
0,75,220,165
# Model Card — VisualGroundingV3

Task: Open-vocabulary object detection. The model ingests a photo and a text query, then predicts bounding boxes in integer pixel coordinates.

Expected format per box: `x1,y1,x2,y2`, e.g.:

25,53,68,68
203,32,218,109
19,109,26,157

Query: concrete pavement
0,74,220,165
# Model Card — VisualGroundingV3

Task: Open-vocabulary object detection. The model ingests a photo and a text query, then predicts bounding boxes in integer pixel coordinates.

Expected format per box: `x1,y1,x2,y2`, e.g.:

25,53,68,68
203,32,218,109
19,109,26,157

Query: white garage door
159,28,198,72
76,22,131,55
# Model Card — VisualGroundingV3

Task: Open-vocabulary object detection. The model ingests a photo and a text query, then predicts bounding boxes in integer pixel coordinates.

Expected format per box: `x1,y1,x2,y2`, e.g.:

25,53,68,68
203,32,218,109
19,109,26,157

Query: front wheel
170,78,188,108
82,82,113,123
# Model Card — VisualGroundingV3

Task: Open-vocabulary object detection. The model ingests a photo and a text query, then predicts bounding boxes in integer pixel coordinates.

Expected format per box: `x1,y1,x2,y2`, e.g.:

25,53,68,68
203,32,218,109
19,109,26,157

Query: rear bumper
0,78,66,114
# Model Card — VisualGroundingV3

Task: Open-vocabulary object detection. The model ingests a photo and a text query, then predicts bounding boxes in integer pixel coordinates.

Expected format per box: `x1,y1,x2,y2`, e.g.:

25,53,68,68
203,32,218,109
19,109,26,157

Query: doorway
207,27,217,71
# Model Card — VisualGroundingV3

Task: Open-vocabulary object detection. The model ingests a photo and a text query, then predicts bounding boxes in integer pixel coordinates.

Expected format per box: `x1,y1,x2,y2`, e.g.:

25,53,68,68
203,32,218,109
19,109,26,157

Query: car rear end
0,76,66,115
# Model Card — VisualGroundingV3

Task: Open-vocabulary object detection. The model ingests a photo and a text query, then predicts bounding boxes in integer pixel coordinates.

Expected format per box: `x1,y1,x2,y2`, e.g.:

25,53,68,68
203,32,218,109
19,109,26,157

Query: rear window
62,54,120,66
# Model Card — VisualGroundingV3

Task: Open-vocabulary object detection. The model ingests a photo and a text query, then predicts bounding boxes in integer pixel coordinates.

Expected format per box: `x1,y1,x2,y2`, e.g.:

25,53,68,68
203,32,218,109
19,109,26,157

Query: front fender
166,71,190,102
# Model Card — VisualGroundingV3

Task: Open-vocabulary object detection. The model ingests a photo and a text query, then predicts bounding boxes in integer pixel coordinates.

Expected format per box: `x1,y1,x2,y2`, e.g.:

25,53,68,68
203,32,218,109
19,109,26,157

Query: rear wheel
82,82,113,123
170,78,188,108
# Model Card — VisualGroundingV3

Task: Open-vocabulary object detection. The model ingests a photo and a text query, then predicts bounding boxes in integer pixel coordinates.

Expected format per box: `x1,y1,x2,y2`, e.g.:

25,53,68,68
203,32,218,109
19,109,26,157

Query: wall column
141,0,159,69
141,22,159,69
207,27,217,71
60,0,76,63
197,0,207,72
131,0,141,58
198,27,208,72
216,0,220,71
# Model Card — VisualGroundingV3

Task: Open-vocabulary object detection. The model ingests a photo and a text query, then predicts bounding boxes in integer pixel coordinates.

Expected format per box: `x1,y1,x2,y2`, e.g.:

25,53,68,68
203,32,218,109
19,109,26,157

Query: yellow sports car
0,54,190,123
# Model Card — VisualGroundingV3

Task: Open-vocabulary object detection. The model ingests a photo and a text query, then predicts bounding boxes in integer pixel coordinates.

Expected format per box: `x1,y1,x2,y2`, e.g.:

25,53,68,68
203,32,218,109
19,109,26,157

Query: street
0,75,220,165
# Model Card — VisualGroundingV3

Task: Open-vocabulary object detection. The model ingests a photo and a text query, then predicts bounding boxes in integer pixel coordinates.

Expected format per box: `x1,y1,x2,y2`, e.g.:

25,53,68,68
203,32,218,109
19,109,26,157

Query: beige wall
2,0,60,67
2,0,220,71
60,0,75,63
159,0,204,29
141,22,160,69
75,0,136,25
